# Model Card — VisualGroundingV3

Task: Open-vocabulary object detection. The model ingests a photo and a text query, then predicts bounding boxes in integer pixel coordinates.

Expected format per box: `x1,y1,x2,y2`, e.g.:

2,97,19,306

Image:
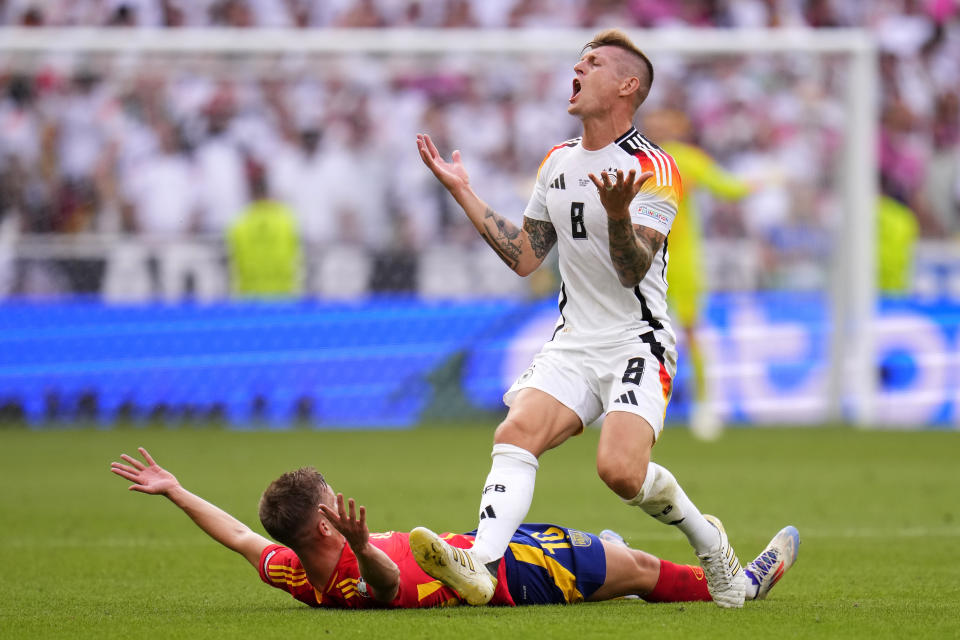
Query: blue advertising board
1,294,957,428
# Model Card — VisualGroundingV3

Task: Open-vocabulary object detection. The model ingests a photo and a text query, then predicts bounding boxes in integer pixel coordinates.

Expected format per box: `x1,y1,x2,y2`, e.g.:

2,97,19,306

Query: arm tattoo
523,217,557,260
608,220,664,287
479,207,523,270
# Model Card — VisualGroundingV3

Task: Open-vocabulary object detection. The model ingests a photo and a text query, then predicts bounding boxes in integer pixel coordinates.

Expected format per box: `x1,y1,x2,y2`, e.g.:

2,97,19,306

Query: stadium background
0,1,958,430
2,3,960,639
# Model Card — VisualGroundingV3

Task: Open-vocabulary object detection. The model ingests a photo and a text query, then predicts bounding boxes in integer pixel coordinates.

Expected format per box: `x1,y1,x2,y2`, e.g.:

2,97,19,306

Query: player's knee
597,454,647,500
494,416,530,446
629,549,660,581
495,416,556,458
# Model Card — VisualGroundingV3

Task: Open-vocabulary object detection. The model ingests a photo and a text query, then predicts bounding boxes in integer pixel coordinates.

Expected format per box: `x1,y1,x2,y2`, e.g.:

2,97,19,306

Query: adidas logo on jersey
613,390,639,406
549,174,566,190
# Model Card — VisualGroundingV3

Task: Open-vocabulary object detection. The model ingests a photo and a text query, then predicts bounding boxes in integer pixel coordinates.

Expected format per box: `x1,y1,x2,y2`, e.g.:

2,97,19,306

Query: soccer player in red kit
110,447,798,610
416,27,751,608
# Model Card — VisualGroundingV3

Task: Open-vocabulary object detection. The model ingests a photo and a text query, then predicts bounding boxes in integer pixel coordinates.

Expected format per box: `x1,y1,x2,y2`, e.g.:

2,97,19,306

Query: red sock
642,560,712,603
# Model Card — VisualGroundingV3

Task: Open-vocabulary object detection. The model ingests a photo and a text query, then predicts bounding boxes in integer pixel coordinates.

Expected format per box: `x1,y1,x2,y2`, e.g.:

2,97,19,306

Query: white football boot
598,529,629,547
698,514,746,608
409,526,497,605
690,403,723,441
745,525,800,600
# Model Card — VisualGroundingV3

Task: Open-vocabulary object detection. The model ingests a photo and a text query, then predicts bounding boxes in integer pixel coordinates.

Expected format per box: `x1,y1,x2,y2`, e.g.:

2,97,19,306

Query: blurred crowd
0,0,958,297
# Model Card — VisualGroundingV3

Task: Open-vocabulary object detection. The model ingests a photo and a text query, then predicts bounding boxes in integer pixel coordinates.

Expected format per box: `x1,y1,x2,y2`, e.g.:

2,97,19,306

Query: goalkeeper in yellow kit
644,109,751,440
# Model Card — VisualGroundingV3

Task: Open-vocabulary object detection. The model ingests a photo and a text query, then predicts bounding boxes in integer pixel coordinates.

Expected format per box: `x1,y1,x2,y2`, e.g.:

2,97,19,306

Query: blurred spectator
319,109,393,248
508,0,578,28
216,0,259,27
227,160,302,297
444,0,477,27
334,0,386,28
50,71,122,232
269,126,338,247
877,178,920,295
0,0,958,299
106,3,138,27
193,90,248,234
160,0,187,27
4,2,45,26
0,74,50,230
922,91,960,235
121,121,197,235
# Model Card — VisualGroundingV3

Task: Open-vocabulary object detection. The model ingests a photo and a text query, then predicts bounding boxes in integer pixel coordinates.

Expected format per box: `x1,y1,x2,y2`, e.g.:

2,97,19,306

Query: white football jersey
523,127,682,372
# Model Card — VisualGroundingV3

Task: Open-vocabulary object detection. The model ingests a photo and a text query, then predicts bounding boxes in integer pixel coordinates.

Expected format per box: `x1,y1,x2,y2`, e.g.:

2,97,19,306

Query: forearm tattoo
479,207,523,270
523,217,557,261
608,220,663,286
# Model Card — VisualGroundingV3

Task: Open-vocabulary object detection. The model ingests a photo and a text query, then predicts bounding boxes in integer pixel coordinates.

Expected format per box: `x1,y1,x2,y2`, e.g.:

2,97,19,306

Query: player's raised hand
319,493,370,551
416,133,470,192
110,447,180,496
588,169,654,220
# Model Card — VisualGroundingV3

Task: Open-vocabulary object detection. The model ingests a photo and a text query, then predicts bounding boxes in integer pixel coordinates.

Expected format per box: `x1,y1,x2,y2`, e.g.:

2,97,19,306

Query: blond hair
582,28,654,108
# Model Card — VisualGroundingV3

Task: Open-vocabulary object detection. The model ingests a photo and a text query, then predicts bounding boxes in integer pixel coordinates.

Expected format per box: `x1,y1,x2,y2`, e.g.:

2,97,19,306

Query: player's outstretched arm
110,447,272,569
416,133,555,276
319,493,400,603
588,169,665,287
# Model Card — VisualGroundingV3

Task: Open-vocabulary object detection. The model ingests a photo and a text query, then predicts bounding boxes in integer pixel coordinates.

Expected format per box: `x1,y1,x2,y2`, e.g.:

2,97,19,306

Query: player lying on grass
110,447,798,609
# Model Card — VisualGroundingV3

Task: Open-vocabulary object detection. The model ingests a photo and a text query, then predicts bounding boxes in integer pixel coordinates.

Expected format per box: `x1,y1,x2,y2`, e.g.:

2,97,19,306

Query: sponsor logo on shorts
569,530,592,547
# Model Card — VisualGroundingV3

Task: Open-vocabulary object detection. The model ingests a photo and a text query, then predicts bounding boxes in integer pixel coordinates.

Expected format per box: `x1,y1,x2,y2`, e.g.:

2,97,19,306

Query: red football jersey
258,531,515,609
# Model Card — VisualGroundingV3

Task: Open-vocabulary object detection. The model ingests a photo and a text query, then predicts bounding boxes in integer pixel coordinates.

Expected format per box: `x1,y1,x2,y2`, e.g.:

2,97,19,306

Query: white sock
624,462,719,555
469,443,539,564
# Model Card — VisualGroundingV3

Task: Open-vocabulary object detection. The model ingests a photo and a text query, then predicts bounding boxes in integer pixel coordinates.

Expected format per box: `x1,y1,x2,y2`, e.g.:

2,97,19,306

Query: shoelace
702,547,735,581
749,549,779,578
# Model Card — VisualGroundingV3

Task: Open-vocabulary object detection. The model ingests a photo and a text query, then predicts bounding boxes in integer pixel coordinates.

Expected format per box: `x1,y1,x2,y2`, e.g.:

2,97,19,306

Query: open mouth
570,78,581,102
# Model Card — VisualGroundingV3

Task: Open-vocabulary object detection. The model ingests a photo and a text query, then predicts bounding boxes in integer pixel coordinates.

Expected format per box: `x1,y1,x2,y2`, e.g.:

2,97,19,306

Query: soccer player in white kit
413,29,746,609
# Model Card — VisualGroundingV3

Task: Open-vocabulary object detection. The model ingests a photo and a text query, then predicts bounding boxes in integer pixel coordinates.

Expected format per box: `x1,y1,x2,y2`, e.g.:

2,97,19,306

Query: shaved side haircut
583,28,654,108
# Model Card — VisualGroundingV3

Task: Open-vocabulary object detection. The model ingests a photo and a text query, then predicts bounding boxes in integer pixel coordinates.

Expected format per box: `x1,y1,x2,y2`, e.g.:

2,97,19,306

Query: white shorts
504,330,675,440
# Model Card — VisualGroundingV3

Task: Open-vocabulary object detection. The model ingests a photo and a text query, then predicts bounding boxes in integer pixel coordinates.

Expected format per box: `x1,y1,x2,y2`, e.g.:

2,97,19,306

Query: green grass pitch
1,423,958,639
